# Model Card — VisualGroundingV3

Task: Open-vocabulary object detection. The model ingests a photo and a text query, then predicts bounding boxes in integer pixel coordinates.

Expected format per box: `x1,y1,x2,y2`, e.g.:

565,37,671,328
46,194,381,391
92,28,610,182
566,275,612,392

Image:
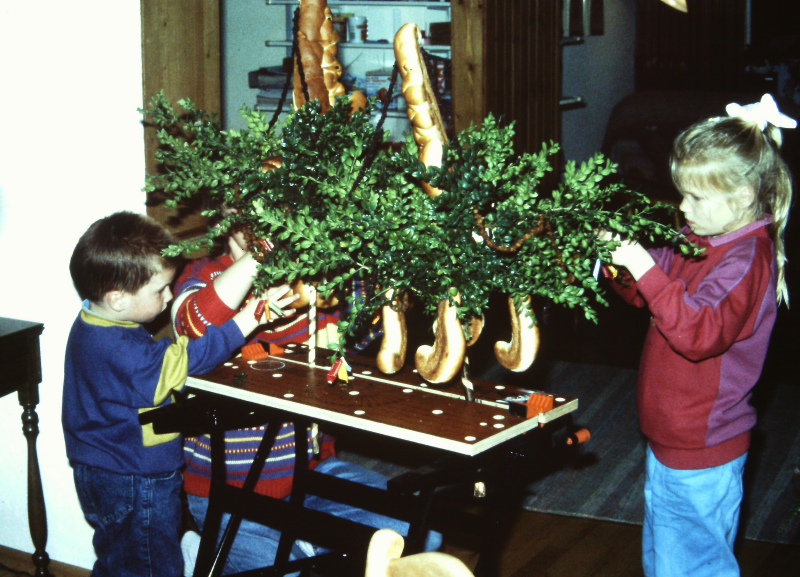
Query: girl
600,94,795,577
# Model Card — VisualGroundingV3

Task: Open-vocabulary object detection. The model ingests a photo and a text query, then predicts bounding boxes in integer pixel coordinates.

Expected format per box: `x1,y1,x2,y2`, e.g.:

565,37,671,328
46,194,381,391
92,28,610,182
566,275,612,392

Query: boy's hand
597,231,656,281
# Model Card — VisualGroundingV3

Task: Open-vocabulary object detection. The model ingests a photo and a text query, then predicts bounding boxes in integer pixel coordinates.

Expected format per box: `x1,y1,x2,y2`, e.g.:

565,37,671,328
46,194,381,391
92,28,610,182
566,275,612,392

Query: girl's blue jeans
73,463,183,577
186,456,443,576
642,445,747,577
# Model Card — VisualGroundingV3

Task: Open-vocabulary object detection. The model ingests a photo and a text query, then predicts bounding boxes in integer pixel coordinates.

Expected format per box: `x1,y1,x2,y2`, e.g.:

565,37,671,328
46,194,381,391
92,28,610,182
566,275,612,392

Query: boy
63,211,266,577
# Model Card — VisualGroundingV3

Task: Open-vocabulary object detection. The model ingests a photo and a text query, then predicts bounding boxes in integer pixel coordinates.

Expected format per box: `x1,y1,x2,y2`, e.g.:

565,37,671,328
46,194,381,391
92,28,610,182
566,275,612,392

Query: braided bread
394,23,448,197
293,0,344,113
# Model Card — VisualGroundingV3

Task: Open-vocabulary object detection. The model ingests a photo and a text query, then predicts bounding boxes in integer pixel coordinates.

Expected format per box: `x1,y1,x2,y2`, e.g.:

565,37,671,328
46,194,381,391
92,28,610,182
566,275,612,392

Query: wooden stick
307,284,317,365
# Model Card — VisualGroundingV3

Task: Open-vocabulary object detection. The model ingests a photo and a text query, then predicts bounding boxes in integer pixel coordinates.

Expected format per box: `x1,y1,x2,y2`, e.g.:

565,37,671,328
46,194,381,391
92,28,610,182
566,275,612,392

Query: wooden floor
2,514,798,577
0,545,91,577
442,511,800,577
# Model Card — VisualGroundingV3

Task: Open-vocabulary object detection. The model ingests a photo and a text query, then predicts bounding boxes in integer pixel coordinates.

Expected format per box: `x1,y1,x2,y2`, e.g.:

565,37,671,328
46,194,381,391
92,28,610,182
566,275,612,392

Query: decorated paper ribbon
252,238,274,263
326,357,351,385
254,300,267,321
726,94,797,131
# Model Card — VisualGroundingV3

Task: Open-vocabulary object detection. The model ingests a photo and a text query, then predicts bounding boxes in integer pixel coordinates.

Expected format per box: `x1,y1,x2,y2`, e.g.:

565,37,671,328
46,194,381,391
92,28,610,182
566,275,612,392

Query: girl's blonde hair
670,117,793,306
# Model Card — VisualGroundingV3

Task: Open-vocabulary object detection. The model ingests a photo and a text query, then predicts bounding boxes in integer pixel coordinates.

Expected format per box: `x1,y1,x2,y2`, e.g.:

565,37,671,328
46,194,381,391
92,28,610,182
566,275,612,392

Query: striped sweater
175,255,341,347
175,255,337,499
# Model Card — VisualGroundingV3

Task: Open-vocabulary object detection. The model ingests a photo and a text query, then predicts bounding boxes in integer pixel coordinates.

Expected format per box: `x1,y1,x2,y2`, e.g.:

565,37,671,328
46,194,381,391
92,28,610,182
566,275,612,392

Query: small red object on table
242,342,270,361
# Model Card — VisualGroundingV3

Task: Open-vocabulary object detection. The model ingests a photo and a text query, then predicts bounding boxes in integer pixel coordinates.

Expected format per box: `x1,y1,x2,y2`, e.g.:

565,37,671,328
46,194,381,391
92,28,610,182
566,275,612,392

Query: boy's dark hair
70,211,183,303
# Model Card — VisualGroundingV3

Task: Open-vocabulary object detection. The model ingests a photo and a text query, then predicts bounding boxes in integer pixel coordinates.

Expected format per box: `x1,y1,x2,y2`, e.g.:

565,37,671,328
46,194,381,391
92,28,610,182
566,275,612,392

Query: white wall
561,0,637,164
0,1,146,570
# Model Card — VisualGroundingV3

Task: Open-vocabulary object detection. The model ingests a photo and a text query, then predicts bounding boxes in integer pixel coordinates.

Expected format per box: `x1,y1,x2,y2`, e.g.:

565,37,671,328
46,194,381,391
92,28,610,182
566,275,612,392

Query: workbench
144,343,578,577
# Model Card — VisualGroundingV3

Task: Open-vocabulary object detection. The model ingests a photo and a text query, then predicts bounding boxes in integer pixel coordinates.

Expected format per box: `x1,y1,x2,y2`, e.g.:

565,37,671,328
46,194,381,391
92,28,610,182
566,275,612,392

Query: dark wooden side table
0,317,52,577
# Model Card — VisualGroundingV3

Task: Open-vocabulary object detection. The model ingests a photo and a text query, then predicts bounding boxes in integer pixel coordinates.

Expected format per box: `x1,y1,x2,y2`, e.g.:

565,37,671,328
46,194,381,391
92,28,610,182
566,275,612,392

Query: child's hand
597,230,656,281
232,295,266,336
228,234,248,262
260,284,299,318
233,284,300,335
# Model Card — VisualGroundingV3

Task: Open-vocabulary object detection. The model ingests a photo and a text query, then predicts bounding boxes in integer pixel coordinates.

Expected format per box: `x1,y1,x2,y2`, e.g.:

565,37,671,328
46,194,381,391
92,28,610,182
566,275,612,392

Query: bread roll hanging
394,23,448,197
376,290,408,374
415,294,466,384
495,296,540,372
293,0,345,113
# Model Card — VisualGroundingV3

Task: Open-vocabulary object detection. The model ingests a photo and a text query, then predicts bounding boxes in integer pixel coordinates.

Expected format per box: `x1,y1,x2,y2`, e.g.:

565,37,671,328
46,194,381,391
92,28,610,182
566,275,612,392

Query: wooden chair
365,529,474,577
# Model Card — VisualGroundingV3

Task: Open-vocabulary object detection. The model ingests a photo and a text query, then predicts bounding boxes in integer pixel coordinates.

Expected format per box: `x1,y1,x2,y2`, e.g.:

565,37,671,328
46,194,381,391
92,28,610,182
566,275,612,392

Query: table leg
471,421,563,577
273,419,311,568
21,403,53,577
194,411,225,577
471,457,518,577
402,487,436,554
194,413,281,577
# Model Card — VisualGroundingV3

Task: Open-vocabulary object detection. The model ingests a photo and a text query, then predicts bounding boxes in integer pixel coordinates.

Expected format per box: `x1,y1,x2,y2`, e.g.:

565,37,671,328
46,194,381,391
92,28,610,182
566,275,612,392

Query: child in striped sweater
174,225,440,576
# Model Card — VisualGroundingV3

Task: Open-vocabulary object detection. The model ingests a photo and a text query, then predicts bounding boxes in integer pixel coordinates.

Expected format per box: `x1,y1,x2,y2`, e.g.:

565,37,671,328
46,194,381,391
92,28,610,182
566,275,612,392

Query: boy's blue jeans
186,457,443,576
73,463,183,577
642,446,747,577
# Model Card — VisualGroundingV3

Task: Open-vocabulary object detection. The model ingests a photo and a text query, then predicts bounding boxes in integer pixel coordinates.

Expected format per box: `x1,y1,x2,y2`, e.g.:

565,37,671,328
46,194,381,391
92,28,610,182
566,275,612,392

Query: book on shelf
257,87,290,100
249,67,290,90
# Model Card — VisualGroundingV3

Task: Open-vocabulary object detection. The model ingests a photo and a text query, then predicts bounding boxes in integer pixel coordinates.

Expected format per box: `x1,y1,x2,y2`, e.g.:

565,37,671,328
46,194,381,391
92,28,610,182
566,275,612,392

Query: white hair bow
726,94,797,131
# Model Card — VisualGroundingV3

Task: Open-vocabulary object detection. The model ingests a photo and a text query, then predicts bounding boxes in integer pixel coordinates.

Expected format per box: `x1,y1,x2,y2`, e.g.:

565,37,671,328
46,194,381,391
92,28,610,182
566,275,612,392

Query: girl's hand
232,294,267,337
259,284,299,318
597,230,656,281
228,233,248,262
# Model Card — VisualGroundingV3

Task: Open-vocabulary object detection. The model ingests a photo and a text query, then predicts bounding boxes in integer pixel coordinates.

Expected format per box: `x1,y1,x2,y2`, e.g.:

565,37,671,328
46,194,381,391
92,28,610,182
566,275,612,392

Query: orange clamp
526,393,554,419
242,342,270,361
566,428,591,445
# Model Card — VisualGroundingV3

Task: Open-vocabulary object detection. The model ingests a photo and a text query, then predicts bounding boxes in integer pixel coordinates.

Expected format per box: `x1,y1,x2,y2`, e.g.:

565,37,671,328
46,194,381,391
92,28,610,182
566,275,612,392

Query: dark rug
478,360,800,545
338,360,800,545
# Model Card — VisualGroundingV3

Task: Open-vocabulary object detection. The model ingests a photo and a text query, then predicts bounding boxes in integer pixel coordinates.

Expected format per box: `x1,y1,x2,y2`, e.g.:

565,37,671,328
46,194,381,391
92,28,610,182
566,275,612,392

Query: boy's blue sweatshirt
62,305,244,475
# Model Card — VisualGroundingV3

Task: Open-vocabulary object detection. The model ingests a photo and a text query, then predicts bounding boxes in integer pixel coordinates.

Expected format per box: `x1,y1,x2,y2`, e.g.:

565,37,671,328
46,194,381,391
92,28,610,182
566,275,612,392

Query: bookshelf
261,0,452,138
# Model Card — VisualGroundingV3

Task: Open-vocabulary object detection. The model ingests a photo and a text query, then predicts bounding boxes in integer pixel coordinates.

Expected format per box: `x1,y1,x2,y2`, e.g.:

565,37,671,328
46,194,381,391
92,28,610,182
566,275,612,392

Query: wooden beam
141,0,221,238
451,0,486,133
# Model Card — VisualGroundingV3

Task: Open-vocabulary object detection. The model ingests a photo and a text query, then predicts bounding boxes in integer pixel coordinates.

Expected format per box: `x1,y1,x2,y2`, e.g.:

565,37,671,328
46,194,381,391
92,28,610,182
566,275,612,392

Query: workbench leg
470,455,525,577
273,419,311,569
21,403,53,577
472,425,560,577
194,411,226,577
194,415,281,577
402,487,436,555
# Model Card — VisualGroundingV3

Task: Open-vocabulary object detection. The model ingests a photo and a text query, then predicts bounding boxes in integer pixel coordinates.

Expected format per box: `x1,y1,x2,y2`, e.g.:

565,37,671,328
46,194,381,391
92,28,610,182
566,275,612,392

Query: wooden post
450,0,486,134
141,0,221,239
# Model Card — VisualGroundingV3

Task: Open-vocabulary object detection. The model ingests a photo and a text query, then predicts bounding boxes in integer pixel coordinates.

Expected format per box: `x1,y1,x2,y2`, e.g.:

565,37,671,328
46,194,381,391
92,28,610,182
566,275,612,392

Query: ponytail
767,152,793,307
